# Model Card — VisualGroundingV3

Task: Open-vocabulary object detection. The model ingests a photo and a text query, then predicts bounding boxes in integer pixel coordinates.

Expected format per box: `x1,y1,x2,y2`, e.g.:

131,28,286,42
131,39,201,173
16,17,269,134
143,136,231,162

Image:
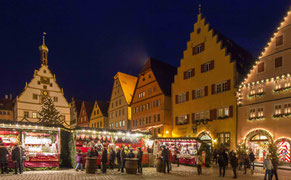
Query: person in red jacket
168,148,172,171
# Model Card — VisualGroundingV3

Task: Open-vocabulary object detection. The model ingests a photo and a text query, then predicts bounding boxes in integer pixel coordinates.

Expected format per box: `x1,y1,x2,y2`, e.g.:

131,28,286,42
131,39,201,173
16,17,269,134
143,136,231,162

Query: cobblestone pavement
0,165,290,180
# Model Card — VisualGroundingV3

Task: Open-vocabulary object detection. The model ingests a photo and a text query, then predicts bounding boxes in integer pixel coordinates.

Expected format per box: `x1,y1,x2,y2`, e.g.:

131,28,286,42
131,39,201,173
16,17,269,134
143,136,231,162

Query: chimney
5,95,8,99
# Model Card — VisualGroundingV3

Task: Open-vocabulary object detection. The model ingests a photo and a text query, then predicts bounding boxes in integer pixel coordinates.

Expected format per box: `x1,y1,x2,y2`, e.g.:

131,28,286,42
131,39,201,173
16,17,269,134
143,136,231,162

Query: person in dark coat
244,154,250,174
101,147,108,173
249,150,255,170
137,147,143,173
173,147,180,167
87,145,96,157
161,146,170,173
218,150,228,177
12,144,23,174
213,149,218,165
116,147,121,171
0,143,9,174
271,156,278,180
127,149,135,158
120,148,126,173
230,152,238,178
75,149,83,171
109,147,116,170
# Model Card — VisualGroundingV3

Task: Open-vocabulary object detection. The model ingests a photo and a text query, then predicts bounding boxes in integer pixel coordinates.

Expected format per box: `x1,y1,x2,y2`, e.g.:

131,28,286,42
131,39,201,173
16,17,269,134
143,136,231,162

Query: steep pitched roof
83,101,94,119
141,57,177,96
96,101,109,116
0,98,13,110
72,98,83,117
115,72,137,105
211,29,254,84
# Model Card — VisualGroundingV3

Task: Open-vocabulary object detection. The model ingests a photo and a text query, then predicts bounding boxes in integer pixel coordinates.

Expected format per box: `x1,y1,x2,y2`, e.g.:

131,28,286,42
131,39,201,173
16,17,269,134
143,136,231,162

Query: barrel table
85,157,97,174
124,158,138,174
156,158,164,172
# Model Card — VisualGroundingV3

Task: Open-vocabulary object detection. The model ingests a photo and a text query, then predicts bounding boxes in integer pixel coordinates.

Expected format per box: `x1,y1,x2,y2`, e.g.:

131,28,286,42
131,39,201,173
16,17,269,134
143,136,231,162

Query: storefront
244,129,273,162
74,127,152,166
153,138,201,166
0,121,61,168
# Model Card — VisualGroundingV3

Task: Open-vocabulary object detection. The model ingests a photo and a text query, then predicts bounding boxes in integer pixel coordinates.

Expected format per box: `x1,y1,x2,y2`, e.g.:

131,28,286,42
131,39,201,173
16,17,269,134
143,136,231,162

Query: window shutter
201,64,204,73
186,114,190,124
175,117,178,125
201,43,205,51
186,92,189,101
229,106,233,117
227,80,231,91
192,47,196,55
191,68,195,77
175,95,178,104
183,71,187,80
211,84,215,94
192,90,196,99
192,113,195,123
210,60,214,70
204,86,208,96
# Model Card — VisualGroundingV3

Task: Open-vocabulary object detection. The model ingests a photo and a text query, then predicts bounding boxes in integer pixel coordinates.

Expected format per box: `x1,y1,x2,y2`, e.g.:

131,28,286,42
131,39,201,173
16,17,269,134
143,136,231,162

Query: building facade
90,101,109,129
70,97,83,128
237,8,291,162
0,95,13,121
14,34,70,127
108,72,137,130
172,10,253,150
131,58,176,137
77,101,94,127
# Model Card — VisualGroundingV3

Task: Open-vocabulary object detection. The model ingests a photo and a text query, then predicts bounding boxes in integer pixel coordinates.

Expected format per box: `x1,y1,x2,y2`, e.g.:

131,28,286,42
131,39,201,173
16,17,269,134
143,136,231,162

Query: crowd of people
0,138,25,175
76,145,143,174
213,148,279,179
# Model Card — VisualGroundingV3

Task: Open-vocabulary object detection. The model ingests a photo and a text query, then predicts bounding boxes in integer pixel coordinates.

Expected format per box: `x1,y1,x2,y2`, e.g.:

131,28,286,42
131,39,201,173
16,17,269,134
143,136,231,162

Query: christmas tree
38,97,64,125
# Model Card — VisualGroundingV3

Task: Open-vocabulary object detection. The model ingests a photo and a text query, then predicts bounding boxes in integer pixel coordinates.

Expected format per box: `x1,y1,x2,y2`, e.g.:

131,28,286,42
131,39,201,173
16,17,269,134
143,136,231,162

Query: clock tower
14,33,71,127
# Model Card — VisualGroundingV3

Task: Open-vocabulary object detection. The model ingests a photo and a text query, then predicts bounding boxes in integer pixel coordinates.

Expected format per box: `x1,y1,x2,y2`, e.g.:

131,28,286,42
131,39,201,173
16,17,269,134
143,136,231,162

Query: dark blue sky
0,0,290,102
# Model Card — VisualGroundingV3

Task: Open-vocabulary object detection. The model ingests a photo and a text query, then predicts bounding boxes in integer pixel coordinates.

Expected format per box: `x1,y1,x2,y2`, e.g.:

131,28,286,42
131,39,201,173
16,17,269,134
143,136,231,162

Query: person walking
196,152,203,175
244,154,250,174
116,147,121,171
120,147,126,173
0,142,9,174
101,147,108,173
109,147,116,170
213,149,218,165
218,150,228,177
75,149,83,171
238,153,245,171
137,147,143,174
263,155,273,180
271,156,278,180
161,146,170,173
173,147,180,167
230,152,238,178
249,150,255,171
127,149,135,158
12,144,23,174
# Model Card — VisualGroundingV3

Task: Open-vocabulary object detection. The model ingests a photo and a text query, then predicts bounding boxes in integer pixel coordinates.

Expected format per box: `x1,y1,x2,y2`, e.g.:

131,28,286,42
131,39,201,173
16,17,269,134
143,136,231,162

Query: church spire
39,32,49,66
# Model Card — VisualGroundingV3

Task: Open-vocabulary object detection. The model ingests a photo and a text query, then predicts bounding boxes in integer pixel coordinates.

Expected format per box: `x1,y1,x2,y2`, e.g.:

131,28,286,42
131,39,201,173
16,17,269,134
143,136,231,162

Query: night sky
0,0,290,102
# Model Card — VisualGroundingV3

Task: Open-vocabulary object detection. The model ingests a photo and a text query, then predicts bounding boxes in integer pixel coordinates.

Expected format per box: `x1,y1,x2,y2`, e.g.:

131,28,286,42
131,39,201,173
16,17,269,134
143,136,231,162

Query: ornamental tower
14,33,71,127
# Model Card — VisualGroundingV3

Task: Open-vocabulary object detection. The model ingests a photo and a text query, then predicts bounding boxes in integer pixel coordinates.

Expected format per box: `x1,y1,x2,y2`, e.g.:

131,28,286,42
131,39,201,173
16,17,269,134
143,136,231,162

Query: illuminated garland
237,7,291,105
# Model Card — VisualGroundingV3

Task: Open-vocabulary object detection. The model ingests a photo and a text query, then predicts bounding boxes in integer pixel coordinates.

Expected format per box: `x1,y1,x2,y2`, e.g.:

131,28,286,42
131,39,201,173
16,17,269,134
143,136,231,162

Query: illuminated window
119,121,121,127
257,86,264,94
250,109,256,119
32,112,37,119
250,87,256,95
275,81,282,90
115,122,118,128
257,108,264,117
284,81,291,88
284,104,291,114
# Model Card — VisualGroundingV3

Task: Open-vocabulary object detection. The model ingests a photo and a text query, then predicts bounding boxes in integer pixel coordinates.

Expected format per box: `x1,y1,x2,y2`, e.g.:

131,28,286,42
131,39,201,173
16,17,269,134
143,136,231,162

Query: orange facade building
131,58,176,137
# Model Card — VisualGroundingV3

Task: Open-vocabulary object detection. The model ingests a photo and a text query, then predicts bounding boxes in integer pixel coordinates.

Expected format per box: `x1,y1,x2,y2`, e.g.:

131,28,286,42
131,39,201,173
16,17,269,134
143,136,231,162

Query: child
76,149,83,171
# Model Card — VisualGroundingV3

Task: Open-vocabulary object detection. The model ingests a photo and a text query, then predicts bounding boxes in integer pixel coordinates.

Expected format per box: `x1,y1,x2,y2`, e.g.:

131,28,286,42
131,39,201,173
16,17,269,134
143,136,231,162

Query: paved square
0,165,290,180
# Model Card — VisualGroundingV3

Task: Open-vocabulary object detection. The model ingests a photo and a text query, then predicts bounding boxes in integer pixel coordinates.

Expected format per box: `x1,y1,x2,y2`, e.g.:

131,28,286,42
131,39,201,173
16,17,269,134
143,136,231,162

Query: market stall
0,121,61,169
153,138,201,166
74,127,152,166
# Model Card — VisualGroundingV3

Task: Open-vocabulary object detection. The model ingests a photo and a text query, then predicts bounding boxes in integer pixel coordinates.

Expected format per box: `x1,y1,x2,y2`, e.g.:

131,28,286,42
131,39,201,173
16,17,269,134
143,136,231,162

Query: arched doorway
198,132,212,149
245,129,273,162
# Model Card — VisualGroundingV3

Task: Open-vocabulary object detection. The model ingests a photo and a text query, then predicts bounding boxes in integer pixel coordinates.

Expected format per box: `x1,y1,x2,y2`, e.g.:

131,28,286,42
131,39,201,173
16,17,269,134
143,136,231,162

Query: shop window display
249,134,269,162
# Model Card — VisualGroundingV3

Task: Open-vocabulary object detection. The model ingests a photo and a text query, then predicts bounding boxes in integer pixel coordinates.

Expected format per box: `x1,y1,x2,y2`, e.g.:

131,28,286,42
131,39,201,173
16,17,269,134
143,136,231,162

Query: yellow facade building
90,101,109,129
172,10,254,150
